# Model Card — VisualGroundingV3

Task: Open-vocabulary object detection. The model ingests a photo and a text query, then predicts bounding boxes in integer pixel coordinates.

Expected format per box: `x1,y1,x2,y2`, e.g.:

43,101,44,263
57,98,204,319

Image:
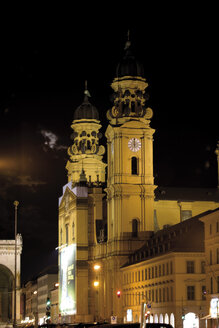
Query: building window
72,222,75,240
152,267,154,278
155,266,158,278
166,263,169,275
210,224,212,235
187,261,195,273
217,222,219,233
159,265,161,276
148,268,151,279
201,261,205,273
65,224,69,245
170,286,173,301
202,286,206,300
170,261,173,274
159,288,162,302
163,288,165,302
210,250,213,265
211,277,213,294
166,287,169,302
131,157,138,175
132,219,138,237
217,249,219,264
145,268,147,280
142,270,144,281
163,264,165,276
187,286,195,300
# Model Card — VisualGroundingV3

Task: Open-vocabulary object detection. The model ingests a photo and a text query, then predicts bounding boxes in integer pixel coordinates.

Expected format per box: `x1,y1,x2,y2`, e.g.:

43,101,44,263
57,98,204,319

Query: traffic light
182,313,185,320
46,297,51,319
116,290,121,298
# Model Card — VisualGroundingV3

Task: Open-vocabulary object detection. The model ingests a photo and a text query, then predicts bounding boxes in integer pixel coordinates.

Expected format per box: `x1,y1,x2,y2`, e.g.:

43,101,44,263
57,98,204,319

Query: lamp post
13,200,19,328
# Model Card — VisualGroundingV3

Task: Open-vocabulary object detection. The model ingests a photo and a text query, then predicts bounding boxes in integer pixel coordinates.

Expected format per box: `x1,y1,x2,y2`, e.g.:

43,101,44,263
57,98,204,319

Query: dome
74,94,99,120
116,43,144,78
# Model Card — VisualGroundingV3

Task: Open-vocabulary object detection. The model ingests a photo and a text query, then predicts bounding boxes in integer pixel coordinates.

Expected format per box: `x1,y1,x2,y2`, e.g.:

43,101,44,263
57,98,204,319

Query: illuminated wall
59,244,76,315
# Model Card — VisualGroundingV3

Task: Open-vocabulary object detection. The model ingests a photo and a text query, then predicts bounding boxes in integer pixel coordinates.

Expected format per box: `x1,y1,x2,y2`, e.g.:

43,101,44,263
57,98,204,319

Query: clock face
128,138,141,152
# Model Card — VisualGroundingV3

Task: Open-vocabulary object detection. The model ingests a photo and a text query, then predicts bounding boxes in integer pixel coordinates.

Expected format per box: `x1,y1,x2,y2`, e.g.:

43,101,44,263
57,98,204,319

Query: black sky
0,5,218,283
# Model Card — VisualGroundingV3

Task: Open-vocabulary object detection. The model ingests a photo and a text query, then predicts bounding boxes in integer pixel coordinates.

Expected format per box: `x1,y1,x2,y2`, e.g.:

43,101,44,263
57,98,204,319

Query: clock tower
106,38,156,245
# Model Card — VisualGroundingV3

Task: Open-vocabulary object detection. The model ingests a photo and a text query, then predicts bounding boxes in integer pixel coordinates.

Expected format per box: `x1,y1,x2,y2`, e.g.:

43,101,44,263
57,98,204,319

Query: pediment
59,184,76,208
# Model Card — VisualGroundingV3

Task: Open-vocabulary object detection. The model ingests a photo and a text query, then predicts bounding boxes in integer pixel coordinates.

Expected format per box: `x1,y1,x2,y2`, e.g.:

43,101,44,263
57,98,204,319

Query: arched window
131,157,138,175
72,222,75,240
65,224,69,245
132,219,138,237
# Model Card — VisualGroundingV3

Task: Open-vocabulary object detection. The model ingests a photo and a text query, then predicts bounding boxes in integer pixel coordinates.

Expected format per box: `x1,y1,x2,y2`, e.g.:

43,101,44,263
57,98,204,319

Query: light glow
94,281,99,287
94,264,101,271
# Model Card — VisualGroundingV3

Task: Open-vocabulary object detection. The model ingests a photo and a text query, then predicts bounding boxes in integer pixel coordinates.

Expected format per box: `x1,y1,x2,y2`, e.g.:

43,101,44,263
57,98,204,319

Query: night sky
0,6,218,284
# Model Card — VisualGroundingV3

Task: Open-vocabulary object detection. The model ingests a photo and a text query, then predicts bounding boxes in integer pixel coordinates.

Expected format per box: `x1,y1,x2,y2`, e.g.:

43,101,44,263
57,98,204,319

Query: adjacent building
200,208,219,327
121,213,208,328
0,234,22,324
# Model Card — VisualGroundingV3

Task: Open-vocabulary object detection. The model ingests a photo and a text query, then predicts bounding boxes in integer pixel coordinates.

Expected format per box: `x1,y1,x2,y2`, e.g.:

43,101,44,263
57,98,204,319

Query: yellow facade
200,208,219,327
58,39,219,324
121,251,207,328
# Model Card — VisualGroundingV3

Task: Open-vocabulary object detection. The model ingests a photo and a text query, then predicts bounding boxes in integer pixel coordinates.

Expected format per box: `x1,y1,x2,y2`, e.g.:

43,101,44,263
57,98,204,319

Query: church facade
58,39,219,325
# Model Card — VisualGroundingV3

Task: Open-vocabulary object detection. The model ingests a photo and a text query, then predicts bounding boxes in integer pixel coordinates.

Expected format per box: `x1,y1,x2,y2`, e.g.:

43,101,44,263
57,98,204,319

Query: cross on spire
124,30,131,50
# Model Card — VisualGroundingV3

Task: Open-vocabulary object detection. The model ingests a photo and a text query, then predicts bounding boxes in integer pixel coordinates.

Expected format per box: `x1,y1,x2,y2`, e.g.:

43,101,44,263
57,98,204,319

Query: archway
183,312,199,328
164,313,169,324
0,264,13,322
170,313,175,328
154,314,158,323
159,314,163,323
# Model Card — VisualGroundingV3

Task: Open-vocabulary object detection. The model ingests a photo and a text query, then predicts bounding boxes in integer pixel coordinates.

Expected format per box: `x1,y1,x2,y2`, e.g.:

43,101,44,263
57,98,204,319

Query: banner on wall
59,244,76,315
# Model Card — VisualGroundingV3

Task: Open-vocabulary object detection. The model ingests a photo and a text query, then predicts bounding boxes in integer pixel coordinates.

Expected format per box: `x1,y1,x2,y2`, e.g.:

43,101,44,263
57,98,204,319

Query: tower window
65,224,69,245
132,219,138,237
131,157,138,175
72,222,75,240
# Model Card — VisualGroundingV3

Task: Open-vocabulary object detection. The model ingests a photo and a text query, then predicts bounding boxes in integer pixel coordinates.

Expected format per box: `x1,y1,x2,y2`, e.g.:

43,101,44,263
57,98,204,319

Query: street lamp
13,200,19,328
93,264,101,322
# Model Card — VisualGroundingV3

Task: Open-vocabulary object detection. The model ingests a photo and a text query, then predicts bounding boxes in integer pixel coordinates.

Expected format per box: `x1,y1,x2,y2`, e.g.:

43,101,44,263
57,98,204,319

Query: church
57,37,219,326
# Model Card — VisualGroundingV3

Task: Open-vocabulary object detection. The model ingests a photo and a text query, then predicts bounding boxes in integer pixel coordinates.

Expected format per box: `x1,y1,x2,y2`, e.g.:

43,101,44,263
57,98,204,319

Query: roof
155,186,219,202
123,212,207,268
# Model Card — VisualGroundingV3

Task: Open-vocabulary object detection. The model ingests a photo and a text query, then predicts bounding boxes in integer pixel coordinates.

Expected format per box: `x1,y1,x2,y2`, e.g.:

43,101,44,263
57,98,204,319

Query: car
145,324,173,328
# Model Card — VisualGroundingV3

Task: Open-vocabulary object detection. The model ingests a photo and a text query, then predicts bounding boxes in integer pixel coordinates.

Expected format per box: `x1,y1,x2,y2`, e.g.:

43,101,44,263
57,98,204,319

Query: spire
124,30,131,50
84,80,91,102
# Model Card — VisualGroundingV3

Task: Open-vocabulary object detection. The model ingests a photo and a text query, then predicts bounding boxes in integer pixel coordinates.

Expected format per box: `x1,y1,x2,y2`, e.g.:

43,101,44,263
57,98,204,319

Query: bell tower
106,37,156,245
66,82,106,185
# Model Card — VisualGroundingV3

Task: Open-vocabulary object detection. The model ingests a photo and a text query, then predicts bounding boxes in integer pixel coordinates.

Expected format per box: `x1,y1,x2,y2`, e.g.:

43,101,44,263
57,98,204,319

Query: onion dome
116,37,144,78
74,84,99,120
